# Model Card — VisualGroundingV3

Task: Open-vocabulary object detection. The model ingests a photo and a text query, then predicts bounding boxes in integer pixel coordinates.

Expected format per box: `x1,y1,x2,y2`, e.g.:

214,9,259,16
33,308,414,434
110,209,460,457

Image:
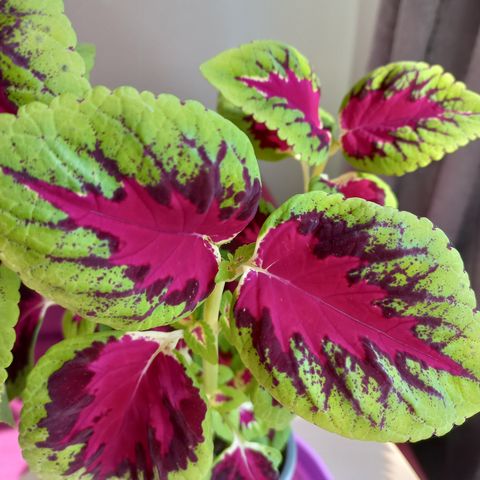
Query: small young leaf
219,290,234,343
201,40,331,166
211,385,247,414
20,330,213,480
61,310,96,340
217,244,256,283
340,62,480,175
310,171,398,207
0,0,90,112
212,441,281,480
0,264,20,419
232,192,480,442
252,386,294,432
183,318,218,363
0,87,260,330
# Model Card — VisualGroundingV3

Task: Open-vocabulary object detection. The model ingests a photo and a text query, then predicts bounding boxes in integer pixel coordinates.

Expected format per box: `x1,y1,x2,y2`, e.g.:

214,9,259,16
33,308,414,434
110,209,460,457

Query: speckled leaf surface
0,0,90,112
217,94,335,162
232,192,480,442
201,40,331,166
0,87,260,329
20,330,213,480
0,264,20,422
310,171,398,207
340,62,480,175
212,441,281,480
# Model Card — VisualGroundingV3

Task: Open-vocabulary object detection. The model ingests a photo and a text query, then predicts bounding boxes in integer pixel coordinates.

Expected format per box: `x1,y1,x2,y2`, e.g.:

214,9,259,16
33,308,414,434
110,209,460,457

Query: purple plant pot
280,434,333,480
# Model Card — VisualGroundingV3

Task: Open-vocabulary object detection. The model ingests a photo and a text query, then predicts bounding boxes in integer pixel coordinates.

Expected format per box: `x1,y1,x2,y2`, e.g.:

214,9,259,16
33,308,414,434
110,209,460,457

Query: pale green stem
312,140,341,178
301,161,310,193
203,281,225,396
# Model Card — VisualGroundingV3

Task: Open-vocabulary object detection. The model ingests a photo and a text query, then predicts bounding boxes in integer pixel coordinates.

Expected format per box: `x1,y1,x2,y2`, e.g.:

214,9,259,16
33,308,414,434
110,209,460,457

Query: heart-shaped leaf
201,40,331,166
340,62,480,175
0,0,90,112
212,441,281,480
20,330,213,479
232,192,480,442
0,87,260,329
0,264,20,423
310,172,398,207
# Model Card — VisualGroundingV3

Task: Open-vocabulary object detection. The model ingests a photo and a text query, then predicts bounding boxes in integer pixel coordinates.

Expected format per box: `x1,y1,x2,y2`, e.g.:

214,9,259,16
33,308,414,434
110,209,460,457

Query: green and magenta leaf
20,330,213,479
0,87,260,329
0,0,90,112
201,40,331,166
232,192,480,441
310,171,398,207
340,62,480,175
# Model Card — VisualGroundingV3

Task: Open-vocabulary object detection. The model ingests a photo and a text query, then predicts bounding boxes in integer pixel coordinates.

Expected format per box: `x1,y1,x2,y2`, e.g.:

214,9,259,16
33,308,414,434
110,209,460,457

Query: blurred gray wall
64,0,380,203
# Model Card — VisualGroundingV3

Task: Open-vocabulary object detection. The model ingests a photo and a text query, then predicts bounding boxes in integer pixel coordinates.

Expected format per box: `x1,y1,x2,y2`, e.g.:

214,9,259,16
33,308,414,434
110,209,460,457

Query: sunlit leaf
0,87,260,329
232,192,480,442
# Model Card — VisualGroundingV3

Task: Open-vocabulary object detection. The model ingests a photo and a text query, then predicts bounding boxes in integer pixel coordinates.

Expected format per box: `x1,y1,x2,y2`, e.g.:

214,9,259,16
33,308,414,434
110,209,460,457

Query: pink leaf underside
212,446,278,480
340,79,446,158
235,214,470,412
238,67,330,149
38,336,206,480
8,151,260,311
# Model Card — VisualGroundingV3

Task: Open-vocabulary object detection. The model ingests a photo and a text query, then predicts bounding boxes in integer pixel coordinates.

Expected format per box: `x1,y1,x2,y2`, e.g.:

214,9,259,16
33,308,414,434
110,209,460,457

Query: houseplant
1,1,480,478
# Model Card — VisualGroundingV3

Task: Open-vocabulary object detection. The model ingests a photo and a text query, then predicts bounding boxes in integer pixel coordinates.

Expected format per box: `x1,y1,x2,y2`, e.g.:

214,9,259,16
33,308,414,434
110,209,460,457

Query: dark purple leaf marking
37,335,207,480
235,213,471,415
212,445,278,480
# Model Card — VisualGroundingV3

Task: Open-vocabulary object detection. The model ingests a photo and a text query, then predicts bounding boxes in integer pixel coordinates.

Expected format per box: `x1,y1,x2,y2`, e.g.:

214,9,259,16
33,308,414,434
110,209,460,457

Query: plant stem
301,161,310,193
203,281,225,396
312,140,341,178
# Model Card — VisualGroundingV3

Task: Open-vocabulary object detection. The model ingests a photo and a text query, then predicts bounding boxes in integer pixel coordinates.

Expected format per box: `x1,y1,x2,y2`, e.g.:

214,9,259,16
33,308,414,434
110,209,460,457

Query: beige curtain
369,2,480,478
369,0,480,295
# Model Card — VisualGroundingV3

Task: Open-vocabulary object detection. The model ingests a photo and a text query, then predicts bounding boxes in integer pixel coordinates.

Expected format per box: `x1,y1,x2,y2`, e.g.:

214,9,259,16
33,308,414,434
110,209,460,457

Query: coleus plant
0,2,480,479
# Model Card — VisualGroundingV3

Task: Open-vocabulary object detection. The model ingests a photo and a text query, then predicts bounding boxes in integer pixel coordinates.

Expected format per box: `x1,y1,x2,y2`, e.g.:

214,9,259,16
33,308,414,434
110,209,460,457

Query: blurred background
63,1,480,478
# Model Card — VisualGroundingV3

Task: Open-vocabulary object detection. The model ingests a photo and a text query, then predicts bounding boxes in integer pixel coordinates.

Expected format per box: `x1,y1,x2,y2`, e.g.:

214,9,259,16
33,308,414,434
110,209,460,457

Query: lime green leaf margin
0,264,20,424
0,0,91,108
